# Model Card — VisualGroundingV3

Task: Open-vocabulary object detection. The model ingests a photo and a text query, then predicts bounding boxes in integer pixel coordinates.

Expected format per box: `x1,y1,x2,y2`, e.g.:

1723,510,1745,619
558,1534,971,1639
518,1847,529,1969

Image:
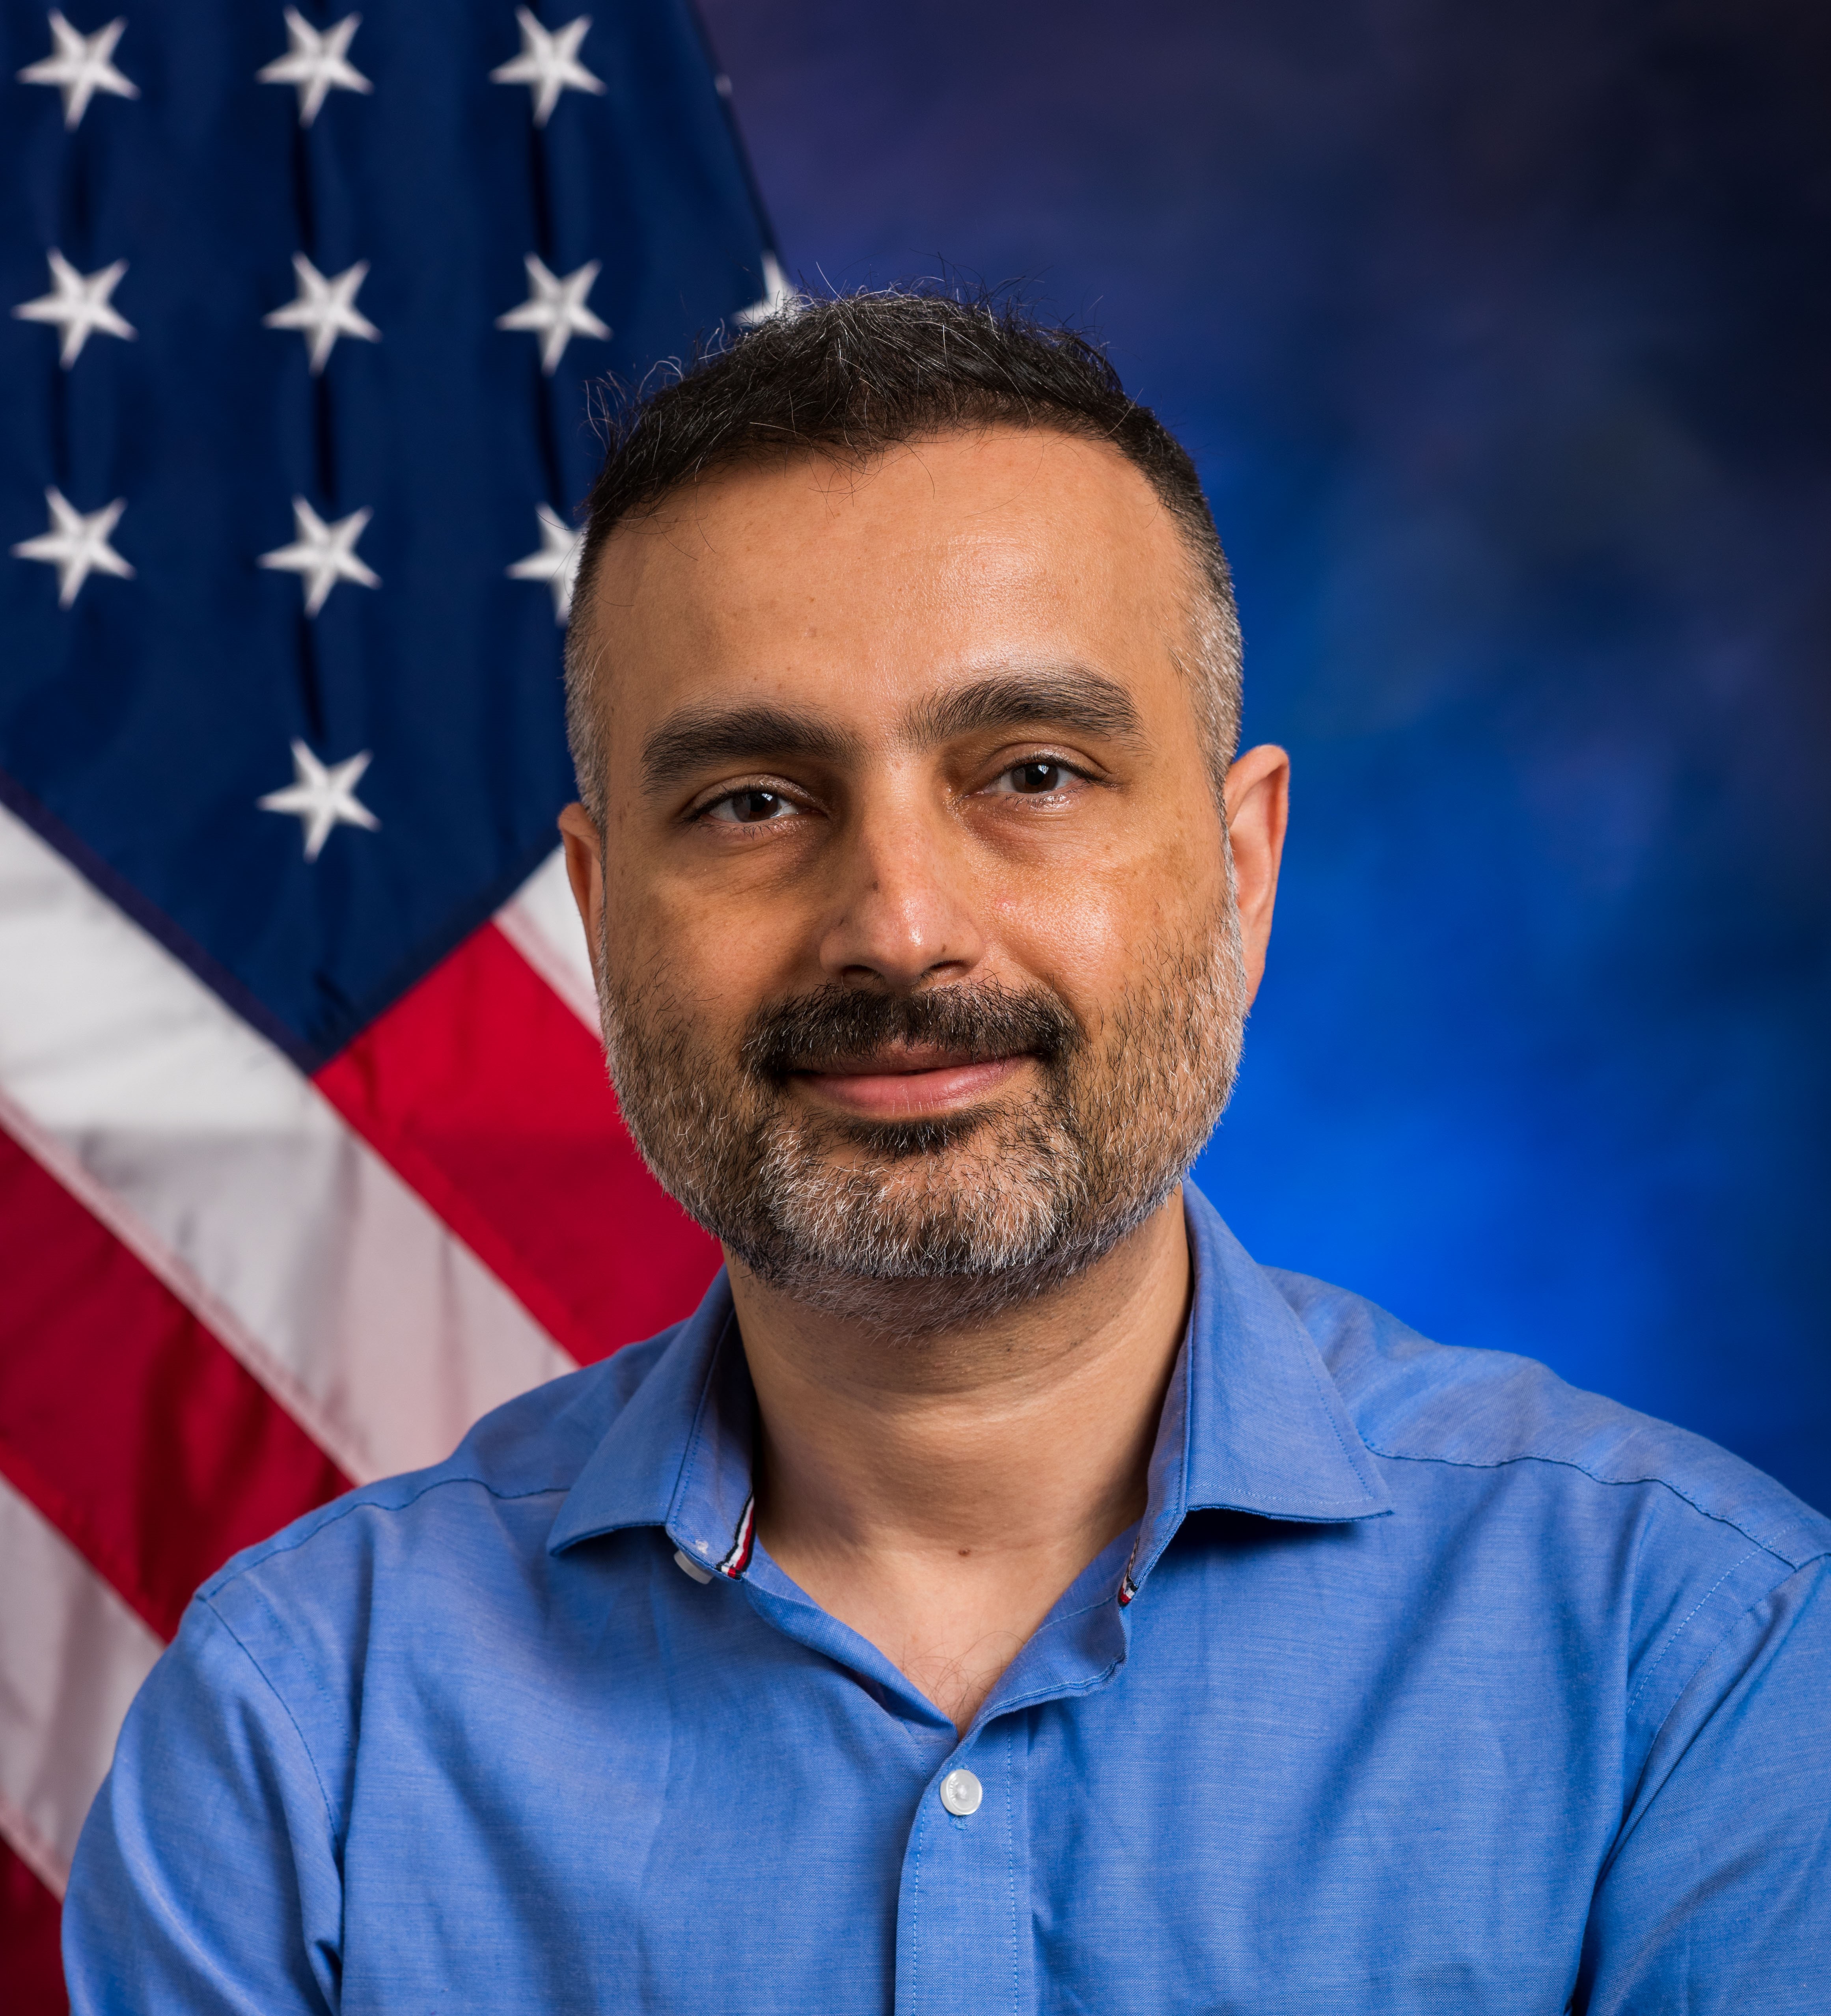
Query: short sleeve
62,1595,344,2016
1580,1555,1831,2013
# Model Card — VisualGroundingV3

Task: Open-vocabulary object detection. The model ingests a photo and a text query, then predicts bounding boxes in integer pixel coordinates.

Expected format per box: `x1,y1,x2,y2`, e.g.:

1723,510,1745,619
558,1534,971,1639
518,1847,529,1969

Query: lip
790,1051,1029,1120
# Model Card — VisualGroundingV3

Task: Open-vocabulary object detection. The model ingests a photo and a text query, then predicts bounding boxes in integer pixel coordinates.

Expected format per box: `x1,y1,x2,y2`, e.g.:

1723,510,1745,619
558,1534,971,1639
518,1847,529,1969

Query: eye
987,759,1081,797
701,787,800,825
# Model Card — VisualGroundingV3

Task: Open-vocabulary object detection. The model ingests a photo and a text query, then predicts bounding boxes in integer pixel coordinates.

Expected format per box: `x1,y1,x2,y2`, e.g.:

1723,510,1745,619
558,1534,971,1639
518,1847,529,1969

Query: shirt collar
546,1280,755,1566
548,1182,1392,1573
1120,1184,1391,1599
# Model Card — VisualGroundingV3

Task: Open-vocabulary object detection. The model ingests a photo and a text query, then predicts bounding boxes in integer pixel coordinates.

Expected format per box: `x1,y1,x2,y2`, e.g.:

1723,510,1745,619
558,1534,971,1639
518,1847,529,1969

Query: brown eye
1009,761,1065,794
705,788,794,824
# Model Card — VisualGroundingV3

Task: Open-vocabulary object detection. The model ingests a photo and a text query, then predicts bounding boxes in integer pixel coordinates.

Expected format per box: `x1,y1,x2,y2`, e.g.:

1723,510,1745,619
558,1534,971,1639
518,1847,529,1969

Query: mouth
788,1044,1033,1121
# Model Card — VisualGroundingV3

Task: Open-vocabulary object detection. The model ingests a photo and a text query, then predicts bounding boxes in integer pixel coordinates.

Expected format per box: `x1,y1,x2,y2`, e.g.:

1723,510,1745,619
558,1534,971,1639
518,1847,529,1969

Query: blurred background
700,0,1831,1507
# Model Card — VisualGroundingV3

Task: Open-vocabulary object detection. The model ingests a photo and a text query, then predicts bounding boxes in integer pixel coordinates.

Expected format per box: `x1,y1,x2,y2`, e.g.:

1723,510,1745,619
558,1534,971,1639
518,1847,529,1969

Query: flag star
735,251,796,329
11,487,132,607
257,7,371,127
495,254,610,374
263,253,380,373
257,739,380,861
506,504,582,621
490,8,604,127
257,497,380,616
12,249,136,367
17,9,138,129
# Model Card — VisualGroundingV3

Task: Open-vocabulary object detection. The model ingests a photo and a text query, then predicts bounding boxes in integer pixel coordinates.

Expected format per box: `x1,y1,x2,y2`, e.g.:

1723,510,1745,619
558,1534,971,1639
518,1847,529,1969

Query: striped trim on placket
1117,1530,1143,1607
716,1494,756,1579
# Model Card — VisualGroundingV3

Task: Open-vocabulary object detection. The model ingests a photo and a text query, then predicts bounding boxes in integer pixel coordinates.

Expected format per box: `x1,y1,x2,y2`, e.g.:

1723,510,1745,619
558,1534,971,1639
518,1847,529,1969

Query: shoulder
196,1325,681,1612
1268,1265,1831,1573
105,1325,693,1854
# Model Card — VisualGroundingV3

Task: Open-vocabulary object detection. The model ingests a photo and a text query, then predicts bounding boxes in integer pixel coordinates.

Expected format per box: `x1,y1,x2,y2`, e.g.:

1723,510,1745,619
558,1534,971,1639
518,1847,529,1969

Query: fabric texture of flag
0,1,778,1999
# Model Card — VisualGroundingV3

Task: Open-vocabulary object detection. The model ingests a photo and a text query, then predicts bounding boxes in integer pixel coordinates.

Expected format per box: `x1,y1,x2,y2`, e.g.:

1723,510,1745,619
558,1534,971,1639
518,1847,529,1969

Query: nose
815,785,987,991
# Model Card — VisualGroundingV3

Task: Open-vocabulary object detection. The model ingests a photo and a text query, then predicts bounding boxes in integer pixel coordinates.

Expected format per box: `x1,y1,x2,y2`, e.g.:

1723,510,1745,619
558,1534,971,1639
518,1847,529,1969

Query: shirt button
939,1768,983,1817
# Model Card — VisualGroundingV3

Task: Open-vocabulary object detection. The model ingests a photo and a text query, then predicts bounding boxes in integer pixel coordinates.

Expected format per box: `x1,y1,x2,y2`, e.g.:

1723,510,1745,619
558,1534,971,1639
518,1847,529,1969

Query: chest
332,1546,1618,2016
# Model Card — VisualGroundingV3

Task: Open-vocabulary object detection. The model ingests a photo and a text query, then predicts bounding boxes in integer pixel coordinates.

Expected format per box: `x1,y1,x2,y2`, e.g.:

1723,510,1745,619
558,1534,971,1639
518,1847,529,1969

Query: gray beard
594,889,1248,1339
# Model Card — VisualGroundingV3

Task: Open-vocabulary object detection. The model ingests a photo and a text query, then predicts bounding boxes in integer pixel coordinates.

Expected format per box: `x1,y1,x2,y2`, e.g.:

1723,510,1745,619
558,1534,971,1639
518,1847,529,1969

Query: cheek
602,855,811,1039
990,826,1225,1011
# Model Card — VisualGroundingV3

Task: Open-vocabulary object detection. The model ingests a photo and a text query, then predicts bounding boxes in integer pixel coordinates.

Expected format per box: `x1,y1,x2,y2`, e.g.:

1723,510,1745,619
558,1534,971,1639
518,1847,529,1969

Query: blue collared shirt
66,1189,1831,2014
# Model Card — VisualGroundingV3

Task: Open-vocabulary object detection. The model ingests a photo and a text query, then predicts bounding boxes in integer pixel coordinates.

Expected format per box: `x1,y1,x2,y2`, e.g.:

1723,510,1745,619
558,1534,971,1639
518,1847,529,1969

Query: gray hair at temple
561,286,1244,823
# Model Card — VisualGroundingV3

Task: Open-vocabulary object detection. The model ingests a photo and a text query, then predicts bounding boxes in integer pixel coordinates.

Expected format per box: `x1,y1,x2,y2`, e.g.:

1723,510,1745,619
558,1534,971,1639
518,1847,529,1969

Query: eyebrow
638,665,1146,795
902,667,1147,749
640,704,865,792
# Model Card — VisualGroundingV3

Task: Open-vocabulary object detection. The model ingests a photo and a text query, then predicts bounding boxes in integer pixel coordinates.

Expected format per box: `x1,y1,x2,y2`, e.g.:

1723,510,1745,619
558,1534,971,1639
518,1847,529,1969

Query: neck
727,1189,1192,1731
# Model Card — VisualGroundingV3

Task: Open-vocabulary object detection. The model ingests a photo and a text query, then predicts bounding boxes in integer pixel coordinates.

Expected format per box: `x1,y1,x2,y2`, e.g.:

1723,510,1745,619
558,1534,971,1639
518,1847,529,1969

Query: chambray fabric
65,1187,1831,2014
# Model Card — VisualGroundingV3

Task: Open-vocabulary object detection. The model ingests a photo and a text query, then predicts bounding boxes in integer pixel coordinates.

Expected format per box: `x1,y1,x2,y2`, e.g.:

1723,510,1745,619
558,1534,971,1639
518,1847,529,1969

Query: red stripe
718,1494,757,1578
315,922,720,1365
0,1841,65,2016
0,1124,349,1641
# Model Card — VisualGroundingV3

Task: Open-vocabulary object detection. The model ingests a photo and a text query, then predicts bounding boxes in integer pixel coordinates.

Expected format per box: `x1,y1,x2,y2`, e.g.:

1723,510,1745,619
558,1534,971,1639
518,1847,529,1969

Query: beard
595,891,1248,1336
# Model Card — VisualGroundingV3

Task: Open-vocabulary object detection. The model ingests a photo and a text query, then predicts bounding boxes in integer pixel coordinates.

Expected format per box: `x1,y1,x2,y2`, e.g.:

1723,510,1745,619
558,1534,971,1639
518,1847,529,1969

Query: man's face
562,427,1280,1328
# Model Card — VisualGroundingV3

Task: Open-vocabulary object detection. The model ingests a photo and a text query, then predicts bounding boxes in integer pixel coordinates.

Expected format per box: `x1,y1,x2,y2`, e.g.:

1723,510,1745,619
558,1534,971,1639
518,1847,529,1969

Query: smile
789,1048,1031,1120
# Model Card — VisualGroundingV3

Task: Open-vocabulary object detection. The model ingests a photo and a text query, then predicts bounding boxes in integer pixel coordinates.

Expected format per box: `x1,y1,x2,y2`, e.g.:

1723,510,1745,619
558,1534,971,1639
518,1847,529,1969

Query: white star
495,254,610,374
12,249,135,367
257,497,380,616
11,487,132,607
490,8,604,127
257,740,380,861
506,504,582,621
735,251,796,329
17,9,138,129
262,253,380,373
257,8,371,127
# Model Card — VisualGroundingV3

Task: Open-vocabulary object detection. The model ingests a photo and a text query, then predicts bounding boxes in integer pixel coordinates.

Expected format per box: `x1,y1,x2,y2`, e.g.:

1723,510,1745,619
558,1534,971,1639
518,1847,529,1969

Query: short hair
563,287,1242,821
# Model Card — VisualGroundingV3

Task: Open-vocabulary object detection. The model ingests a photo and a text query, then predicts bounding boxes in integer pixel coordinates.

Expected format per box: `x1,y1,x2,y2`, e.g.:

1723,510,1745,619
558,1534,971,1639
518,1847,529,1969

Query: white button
939,1768,983,1817
673,1548,712,1584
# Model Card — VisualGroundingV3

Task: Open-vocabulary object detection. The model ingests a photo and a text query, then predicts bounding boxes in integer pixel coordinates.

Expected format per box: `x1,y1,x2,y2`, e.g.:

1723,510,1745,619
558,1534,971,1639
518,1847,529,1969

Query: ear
1221,744,1290,1006
557,802,606,987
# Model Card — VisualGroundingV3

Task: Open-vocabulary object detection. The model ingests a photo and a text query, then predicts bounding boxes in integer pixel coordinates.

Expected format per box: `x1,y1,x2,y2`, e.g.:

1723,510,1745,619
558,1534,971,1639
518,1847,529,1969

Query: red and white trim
1117,1531,1143,1607
716,1494,756,1579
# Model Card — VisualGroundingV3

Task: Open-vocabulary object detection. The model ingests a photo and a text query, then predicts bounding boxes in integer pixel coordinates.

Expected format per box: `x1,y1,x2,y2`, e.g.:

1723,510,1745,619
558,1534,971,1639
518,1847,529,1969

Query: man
67,293,1829,2013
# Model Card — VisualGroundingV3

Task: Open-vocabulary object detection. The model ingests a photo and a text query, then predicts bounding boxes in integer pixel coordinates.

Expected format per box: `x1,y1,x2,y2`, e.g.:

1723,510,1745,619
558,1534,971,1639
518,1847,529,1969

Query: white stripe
496,844,600,1032
0,802,575,1484
716,1493,755,1578
0,1474,163,1897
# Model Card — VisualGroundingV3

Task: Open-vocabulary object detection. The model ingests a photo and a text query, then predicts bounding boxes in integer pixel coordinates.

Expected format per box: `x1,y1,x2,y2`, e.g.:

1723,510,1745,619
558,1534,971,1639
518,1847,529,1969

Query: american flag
0,1,780,1997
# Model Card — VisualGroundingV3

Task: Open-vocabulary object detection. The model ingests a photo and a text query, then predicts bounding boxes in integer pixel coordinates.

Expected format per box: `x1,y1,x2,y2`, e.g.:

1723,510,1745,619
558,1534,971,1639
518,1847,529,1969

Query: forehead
581,426,1194,737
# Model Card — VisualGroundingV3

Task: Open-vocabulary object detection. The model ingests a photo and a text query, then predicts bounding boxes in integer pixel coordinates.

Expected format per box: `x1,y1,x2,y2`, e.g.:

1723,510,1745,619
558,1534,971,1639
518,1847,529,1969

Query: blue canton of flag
2,0,779,1062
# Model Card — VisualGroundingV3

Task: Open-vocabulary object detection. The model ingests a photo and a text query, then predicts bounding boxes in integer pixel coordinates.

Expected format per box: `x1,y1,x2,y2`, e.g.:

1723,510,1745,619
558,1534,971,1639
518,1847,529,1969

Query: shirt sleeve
1580,1553,1831,2014
62,1594,344,2016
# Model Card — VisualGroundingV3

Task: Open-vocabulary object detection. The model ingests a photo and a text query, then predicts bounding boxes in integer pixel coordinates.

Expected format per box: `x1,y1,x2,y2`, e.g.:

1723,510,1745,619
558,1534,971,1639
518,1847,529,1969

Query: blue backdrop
698,0,1831,1509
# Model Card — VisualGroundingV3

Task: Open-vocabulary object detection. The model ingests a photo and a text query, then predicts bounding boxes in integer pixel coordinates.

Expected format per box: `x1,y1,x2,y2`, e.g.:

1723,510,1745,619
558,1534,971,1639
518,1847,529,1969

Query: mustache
741,981,1082,1083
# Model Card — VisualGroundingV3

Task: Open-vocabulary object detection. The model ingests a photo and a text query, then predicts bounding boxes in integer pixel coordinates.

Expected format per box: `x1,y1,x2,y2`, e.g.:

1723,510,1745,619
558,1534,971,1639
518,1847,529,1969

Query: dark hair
564,287,1242,818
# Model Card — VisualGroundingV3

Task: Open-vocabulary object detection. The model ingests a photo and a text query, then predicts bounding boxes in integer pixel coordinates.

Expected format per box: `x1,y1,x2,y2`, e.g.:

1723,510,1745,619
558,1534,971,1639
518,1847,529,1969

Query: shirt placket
657,1312,1177,2016
895,1716,1032,2016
